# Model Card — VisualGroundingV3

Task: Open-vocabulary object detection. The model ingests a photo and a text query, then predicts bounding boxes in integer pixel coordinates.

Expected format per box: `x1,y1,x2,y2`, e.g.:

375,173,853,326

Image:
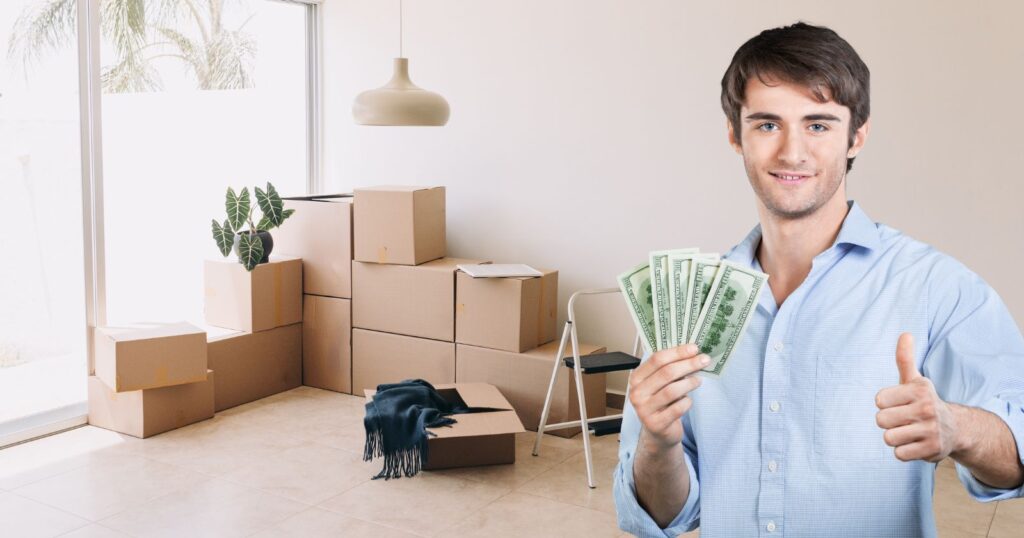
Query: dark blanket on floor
362,379,500,480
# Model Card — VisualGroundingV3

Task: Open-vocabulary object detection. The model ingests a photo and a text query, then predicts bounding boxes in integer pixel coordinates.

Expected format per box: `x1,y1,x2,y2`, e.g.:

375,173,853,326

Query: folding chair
532,287,643,488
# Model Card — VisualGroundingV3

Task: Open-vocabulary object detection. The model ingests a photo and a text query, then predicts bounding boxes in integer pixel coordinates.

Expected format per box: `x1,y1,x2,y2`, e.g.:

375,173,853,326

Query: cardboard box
455,269,559,352
88,371,214,438
364,382,526,469
93,322,208,392
456,340,607,438
353,185,446,265
352,328,455,396
207,323,302,411
352,257,487,341
275,195,353,298
204,257,302,333
303,294,352,394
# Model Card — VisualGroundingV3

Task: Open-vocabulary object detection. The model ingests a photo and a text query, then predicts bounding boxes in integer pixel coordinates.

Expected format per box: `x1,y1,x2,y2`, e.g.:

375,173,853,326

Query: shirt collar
726,200,881,268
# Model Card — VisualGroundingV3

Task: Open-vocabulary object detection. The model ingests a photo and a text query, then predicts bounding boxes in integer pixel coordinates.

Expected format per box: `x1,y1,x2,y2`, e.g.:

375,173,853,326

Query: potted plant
211,182,294,271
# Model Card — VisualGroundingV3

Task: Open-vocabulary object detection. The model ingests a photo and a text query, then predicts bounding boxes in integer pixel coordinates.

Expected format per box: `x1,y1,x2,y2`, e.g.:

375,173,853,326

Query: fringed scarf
362,379,499,480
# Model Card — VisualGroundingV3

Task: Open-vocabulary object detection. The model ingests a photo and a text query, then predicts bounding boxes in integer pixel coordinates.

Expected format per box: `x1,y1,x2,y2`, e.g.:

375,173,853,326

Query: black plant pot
233,230,274,264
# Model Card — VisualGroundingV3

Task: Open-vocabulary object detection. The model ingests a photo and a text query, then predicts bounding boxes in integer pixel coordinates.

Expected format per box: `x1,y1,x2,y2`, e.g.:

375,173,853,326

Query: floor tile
319,471,510,537
251,506,421,537
515,450,619,515
988,498,1024,538
13,454,211,521
931,464,997,536
99,478,308,538
443,491,621,538
0,491,89,537
220,443,372,504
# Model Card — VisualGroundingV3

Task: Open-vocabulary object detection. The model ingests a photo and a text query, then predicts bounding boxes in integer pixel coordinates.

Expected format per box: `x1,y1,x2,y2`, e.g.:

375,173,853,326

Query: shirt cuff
613,446,700,536
956,396,1024,501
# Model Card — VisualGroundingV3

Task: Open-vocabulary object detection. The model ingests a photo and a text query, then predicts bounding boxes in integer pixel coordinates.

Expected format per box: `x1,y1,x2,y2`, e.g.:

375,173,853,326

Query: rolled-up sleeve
614,381,701,536
922,257,1024,501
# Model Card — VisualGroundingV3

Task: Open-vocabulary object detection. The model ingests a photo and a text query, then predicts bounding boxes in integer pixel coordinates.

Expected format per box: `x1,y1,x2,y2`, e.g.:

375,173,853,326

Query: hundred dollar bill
650,248,699,351
617,262,657,353
668,252,720,346
685,257,722,343
689,259,768,376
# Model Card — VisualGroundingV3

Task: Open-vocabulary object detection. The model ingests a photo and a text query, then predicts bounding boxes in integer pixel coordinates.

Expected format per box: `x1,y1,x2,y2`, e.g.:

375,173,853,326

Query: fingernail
701,355,710,366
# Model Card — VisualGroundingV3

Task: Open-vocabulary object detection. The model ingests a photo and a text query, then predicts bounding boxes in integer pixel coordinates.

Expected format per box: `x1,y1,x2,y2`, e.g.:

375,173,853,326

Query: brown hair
721,22,870,173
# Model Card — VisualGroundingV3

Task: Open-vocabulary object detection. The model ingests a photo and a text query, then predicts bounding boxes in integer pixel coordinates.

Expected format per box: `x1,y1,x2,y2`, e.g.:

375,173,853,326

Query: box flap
356,185,436,193
363,382,525,438
420,257,490,273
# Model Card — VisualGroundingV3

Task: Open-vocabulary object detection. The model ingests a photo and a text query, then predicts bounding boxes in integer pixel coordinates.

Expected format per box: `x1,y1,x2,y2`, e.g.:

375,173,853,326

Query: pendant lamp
352,0,450,126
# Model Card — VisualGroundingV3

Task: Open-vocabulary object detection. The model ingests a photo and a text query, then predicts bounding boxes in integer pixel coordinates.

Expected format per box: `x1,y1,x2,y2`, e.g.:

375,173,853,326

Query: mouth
769,171,814,185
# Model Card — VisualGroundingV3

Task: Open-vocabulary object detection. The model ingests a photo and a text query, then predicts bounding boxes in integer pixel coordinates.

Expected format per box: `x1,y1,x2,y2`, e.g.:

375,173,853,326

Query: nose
778,127,809,166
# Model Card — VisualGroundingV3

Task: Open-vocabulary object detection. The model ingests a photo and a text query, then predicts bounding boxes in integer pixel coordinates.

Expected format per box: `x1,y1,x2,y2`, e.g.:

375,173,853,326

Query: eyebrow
744,112,843,123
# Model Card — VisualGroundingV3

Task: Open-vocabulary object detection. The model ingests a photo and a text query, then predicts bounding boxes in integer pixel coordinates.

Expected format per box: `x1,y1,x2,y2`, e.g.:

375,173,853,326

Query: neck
756,193,850,306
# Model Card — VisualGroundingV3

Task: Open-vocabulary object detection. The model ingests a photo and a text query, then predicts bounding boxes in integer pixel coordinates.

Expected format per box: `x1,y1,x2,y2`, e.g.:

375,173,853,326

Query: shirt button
773,341,784,352
767,521,777,532
768,460,778,472
769,401,780,412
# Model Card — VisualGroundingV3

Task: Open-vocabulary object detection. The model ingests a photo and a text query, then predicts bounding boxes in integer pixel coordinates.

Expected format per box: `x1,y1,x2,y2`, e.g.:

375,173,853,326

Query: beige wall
322,1,1024,393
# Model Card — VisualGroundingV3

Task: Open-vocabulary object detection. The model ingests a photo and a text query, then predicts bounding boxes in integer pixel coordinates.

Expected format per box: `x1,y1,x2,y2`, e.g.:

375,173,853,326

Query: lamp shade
352,58,450,126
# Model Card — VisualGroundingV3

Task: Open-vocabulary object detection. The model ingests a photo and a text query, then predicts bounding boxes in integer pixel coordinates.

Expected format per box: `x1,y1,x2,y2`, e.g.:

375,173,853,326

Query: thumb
896,332,920,384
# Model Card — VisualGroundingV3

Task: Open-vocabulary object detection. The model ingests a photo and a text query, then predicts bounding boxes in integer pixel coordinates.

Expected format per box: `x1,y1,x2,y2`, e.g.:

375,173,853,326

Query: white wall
321,0,1024,393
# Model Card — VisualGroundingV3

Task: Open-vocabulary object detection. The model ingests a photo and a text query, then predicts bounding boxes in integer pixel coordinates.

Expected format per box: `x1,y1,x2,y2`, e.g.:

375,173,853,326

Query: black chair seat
563,351,641,374
589,417,622,436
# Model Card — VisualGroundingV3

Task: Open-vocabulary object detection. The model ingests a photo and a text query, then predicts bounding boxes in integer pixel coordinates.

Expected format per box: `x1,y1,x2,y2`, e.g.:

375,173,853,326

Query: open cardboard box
364,382,526,470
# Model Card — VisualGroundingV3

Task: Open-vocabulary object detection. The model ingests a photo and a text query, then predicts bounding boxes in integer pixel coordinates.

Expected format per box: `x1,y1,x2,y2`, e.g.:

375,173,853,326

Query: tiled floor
0,386,1018,537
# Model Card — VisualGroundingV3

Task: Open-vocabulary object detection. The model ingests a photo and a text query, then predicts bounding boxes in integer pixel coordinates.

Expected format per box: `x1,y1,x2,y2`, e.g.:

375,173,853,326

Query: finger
875,404,920,429
896,332,920,384
875,384,916,409
631,343,701,387
654,353,710,389
893,440,940,463
650,375,702,411
882,423,929,447
650,395,693,432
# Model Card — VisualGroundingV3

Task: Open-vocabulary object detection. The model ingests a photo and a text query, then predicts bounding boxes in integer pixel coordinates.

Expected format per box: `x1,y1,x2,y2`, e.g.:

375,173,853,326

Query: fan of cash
617,248,769,377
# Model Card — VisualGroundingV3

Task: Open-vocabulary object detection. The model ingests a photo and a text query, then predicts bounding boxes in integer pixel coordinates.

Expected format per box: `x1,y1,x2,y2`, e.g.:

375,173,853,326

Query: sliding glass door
0,0,89,446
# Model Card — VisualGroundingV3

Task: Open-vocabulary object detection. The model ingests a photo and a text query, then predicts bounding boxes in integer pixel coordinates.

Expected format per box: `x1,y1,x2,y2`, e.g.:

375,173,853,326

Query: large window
100,0,313,326
1,0,88,444
0,0,319,446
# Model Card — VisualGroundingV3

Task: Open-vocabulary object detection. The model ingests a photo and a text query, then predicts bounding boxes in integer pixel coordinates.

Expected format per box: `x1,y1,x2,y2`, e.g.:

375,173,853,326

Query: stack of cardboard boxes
454,266,608,438
87,322,214,438
350,185,487,394
275,195,355,394
203,256,304,411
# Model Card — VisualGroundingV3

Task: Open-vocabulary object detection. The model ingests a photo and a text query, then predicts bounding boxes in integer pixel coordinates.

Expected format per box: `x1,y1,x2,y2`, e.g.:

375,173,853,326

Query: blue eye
757,122,778,132
809,123,828,132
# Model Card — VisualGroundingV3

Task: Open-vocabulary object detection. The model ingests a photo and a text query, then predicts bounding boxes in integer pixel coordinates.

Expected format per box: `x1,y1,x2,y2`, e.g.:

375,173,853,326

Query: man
613,21,1024,537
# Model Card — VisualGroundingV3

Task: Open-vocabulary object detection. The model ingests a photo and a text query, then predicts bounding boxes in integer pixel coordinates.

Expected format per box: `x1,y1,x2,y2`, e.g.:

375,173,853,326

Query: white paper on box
457,264,542,278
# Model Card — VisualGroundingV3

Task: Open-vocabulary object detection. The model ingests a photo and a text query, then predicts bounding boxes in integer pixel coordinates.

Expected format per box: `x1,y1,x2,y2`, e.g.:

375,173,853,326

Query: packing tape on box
537,274,546,340
274,264,284,326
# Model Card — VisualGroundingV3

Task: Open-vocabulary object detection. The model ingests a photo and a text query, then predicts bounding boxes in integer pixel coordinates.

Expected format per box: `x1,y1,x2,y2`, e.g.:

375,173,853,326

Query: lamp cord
399,0,403,58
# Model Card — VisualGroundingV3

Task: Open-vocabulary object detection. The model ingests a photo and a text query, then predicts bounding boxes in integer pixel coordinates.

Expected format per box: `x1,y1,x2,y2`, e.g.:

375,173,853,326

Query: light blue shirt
614,200,1024,537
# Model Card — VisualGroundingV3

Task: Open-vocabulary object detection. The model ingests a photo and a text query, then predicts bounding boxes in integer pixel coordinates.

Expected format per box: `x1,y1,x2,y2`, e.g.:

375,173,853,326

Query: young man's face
728,76,869,220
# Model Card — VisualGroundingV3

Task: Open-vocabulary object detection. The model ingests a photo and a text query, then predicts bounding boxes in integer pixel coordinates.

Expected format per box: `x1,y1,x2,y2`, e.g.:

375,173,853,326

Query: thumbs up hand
874,333,962,462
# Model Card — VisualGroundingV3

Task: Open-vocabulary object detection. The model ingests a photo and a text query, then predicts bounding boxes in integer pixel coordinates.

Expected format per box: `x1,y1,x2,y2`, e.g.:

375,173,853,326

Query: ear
727,119,743,155
847,116,871,159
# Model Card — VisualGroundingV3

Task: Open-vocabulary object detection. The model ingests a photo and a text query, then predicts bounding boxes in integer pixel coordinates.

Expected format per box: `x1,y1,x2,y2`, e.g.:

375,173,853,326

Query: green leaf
226,187,250,231
256,215,272,232
237,232,263,271
255,182,286,229
211,219,233,257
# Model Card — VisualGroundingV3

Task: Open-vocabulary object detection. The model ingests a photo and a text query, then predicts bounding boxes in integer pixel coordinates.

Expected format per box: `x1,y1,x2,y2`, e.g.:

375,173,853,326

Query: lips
770,171,813,184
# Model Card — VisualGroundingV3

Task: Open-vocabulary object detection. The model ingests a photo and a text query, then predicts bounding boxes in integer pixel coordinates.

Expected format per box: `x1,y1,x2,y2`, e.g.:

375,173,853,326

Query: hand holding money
628,343,710,450
618,248,768,377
